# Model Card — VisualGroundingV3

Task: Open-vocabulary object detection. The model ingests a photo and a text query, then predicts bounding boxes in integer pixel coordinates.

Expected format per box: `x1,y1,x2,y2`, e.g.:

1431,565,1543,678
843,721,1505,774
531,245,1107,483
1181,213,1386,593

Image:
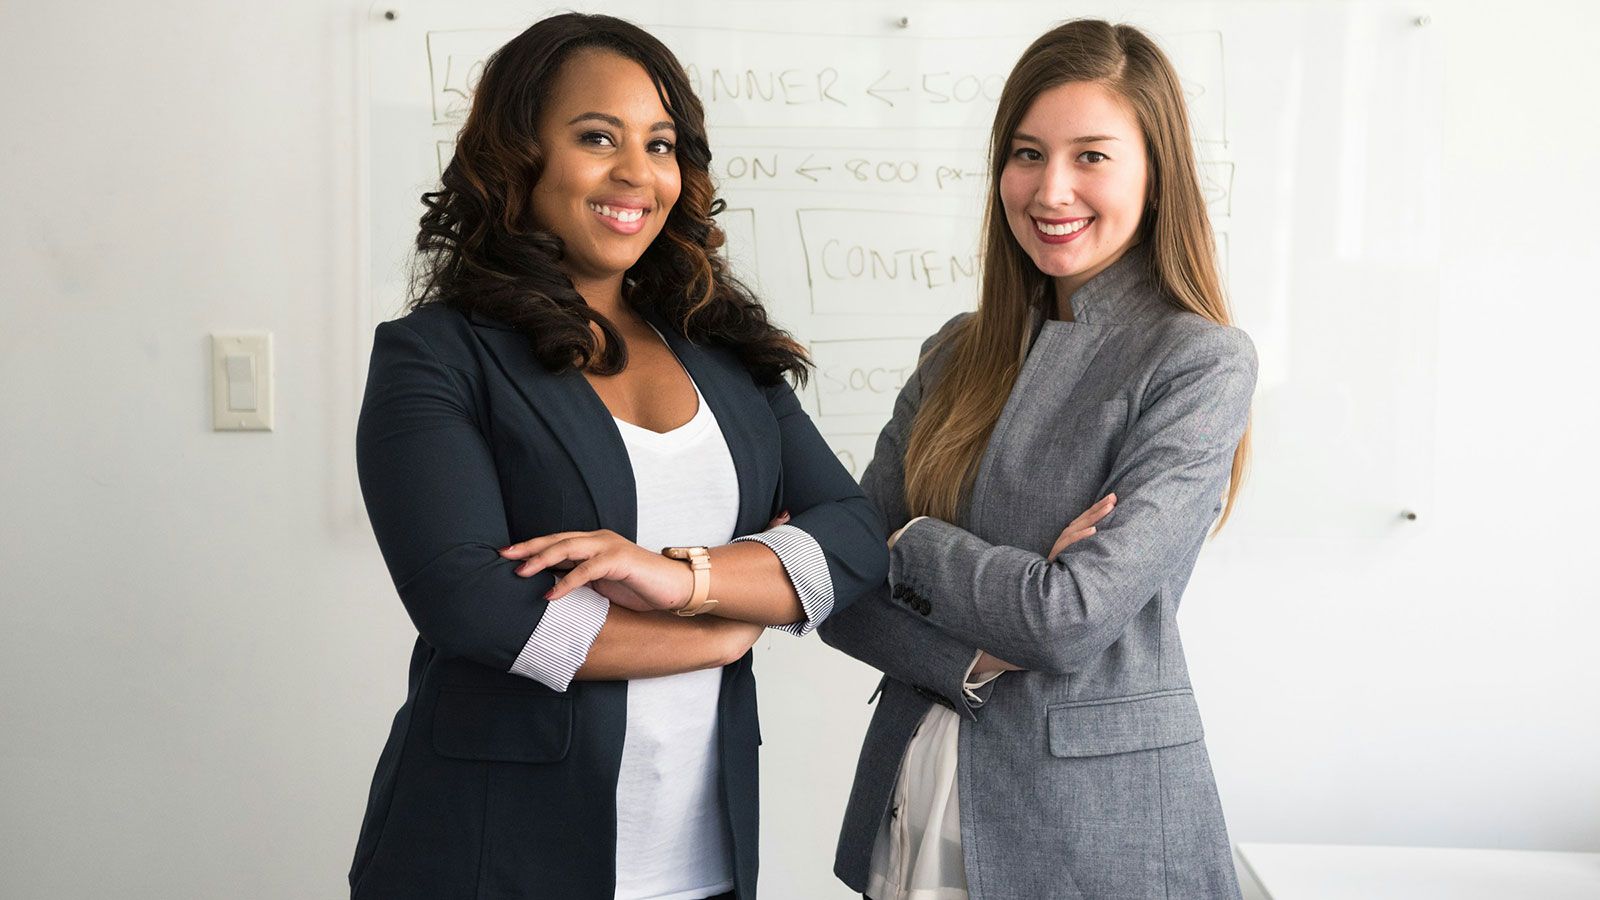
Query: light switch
224,354,256,411
212,333,273,431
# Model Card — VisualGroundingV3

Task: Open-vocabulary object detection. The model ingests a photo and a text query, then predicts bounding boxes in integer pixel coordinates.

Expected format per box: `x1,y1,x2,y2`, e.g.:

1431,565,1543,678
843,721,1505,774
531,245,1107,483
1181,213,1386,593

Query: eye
647,137,677,155
579,130,616,148
1078,150,1109,164
1010,146,1043,163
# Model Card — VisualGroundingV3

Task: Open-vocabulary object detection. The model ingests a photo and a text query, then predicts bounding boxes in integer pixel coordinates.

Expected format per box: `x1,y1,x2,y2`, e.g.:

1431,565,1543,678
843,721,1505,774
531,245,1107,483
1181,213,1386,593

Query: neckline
613,381,715,451
607,320,702,434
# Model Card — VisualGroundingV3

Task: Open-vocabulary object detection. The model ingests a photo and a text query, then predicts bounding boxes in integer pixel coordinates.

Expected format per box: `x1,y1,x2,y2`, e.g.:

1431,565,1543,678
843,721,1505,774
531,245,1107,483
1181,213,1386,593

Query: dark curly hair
410,13,808,385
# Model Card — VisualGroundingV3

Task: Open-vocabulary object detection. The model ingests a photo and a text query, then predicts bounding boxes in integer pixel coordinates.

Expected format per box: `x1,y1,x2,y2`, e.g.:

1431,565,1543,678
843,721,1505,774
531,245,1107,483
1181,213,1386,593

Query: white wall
0,2,1595,898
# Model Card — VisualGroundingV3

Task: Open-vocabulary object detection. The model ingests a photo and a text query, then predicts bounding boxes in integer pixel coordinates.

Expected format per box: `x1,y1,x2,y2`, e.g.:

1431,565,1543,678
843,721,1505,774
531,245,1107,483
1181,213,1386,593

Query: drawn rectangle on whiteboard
811,338,922,418
1168,31,1228,145
415,26,1228,142
1200,161,1235,216
426,29,507,125
718,207,759,288
798,209,980,317
822,432,880,480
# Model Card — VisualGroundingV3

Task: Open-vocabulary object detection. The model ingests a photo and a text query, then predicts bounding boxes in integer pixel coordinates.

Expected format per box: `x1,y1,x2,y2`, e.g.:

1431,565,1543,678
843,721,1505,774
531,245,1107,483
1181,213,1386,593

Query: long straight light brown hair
903,19,1251,529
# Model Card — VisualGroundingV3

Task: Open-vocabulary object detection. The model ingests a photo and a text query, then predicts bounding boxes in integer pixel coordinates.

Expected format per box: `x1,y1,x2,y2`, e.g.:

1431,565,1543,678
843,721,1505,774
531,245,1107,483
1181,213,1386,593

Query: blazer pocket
1046,688,1203,757
432,687,573,763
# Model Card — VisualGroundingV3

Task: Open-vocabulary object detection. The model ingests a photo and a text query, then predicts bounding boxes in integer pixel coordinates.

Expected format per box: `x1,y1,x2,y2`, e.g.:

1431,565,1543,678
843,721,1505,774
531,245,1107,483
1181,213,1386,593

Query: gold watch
662,546,716,616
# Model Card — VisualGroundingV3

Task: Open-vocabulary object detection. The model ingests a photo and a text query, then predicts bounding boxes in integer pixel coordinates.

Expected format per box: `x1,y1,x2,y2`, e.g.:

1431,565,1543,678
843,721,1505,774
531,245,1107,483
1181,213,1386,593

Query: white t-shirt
612,378,740,900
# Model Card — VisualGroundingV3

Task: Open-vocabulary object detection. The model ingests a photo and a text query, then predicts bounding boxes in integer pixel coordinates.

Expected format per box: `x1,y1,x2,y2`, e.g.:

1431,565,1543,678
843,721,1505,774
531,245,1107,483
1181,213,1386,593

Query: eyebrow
566,112,676,132
1012,132,1121,144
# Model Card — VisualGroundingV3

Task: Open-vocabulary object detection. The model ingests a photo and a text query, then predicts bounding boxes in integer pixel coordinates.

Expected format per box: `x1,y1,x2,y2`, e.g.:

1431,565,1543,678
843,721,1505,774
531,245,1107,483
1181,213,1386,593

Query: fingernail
544,589,556,600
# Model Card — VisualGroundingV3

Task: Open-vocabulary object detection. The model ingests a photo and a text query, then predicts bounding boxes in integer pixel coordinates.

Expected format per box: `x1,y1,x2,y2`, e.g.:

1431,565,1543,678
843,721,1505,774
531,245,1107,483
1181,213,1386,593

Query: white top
504,327,843,897
867,656,1000,900
611,379,739,900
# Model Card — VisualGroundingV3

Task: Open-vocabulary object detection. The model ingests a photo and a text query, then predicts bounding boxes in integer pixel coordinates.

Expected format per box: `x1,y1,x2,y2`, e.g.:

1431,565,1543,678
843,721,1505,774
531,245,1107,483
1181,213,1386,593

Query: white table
1237,842,1600,900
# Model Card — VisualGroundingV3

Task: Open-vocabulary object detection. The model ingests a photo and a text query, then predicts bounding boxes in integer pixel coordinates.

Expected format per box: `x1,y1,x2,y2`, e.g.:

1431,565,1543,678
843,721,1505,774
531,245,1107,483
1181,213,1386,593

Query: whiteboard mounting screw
1413,15,1431,27
384,9,398,20
896,16,910,28
1400,509,1418,521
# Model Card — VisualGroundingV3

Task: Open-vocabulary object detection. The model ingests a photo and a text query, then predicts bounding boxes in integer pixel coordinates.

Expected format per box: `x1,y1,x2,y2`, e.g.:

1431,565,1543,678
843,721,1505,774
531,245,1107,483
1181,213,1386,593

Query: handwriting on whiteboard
424,27,1229,140
797,209,981,317
810,337,924,417
715,146,987,196
826,432,882,479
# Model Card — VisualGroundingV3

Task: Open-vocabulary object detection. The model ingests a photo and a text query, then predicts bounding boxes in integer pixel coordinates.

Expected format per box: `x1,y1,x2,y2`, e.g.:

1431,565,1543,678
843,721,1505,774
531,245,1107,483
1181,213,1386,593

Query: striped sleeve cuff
733,523,833,637
508,585,610,692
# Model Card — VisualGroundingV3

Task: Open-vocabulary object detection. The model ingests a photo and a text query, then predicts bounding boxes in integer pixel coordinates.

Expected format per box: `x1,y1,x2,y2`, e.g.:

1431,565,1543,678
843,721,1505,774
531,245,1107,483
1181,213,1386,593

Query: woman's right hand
975,494,1119,676
1048,492,1116,559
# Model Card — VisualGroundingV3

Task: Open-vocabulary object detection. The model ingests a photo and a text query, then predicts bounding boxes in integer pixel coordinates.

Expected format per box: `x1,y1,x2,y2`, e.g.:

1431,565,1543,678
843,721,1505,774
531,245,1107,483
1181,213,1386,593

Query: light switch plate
211,332,273,431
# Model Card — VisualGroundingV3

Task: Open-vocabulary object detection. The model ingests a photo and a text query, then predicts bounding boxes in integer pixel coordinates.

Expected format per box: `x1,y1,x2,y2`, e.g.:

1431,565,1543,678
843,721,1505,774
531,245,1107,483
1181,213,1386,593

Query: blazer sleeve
818,316,995,719
753,376,890,626
356,319,560,671
888,325,1258,675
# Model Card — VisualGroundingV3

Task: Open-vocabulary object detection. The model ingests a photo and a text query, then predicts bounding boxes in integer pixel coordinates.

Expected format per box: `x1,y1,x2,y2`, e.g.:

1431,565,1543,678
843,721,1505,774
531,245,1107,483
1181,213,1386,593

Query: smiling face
529,50,681,297
999,80,1150,308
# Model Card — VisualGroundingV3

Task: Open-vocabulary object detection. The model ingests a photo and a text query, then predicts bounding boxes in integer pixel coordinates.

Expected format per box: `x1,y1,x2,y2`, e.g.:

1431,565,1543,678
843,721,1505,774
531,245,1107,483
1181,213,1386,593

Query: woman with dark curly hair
347,14,887,900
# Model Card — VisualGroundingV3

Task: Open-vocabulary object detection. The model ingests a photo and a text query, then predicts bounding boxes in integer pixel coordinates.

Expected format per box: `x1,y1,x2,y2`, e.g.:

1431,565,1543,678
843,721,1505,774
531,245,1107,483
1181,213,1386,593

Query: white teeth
1035,218,1091,236
589,202,644,223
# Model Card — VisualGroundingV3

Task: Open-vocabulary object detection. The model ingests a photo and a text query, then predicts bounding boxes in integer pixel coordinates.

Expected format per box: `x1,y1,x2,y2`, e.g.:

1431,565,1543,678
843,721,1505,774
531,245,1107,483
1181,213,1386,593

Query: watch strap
663,546,715,616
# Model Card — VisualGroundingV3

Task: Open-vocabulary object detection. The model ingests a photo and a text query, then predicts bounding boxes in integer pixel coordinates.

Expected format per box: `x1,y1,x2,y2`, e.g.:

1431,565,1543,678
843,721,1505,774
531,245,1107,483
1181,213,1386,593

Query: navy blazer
348,303,887,899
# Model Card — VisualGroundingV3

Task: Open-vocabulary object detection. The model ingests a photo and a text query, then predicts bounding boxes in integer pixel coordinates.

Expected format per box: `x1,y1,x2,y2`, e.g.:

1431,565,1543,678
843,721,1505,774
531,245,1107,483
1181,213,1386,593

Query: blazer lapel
468,310,638,541
646,308,772,537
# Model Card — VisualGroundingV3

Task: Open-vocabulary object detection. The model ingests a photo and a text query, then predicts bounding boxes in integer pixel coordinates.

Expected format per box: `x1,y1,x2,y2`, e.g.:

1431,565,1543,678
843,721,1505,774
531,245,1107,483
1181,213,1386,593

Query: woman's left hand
500,530,693,612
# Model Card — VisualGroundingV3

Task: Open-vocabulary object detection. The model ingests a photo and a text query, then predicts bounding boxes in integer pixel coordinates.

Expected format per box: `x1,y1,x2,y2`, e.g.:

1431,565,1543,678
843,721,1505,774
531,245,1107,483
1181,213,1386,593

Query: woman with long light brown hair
820,19,1255,899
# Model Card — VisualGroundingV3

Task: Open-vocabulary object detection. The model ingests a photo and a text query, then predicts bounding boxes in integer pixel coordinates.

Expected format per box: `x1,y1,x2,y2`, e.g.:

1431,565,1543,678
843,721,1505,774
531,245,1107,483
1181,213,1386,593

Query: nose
610,139,653,188
1036,156,1077,210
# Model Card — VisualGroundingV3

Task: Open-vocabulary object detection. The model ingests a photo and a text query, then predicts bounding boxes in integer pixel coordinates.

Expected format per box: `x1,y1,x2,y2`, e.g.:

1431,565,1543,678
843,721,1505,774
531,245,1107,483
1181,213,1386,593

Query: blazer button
892,584,908,600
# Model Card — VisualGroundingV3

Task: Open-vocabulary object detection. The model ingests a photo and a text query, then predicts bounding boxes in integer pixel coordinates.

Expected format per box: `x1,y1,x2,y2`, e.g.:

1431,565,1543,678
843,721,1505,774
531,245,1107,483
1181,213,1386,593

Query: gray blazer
819,247,1255,900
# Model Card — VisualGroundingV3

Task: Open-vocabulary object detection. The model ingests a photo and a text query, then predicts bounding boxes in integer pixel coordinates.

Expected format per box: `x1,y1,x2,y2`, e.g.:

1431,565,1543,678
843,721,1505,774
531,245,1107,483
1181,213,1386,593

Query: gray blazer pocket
1047,688,1203,757
432,687,573,763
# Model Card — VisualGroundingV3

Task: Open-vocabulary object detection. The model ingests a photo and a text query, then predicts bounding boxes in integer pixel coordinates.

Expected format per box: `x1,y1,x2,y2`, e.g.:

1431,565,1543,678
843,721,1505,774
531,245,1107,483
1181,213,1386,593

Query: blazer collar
1061,243,1172,326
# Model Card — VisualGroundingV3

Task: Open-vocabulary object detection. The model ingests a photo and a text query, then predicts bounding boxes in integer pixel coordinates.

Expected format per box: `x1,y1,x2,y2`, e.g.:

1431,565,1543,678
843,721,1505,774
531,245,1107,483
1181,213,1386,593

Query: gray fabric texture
820,246,1253,900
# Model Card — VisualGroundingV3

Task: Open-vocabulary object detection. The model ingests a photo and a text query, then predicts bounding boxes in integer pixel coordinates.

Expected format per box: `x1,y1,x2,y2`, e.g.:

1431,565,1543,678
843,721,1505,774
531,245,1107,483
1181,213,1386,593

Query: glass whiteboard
363,0,1441,538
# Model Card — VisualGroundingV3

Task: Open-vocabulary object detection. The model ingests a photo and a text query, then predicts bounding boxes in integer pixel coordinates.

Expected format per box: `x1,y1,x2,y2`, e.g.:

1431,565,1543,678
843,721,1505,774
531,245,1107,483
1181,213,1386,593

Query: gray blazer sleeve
889,325,1257,675
818,315,992,719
